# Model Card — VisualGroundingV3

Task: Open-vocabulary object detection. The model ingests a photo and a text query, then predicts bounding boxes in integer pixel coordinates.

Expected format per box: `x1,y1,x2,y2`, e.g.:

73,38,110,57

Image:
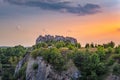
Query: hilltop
0,35,120,80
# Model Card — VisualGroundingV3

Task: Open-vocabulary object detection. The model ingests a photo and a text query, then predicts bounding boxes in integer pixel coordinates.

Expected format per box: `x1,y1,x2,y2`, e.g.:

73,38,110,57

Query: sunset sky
0,0,120,46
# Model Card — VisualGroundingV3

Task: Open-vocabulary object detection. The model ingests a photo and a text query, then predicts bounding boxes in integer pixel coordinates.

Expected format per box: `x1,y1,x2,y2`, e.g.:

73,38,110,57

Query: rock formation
36,35,77,44
14,35,80,80
14,53,81,80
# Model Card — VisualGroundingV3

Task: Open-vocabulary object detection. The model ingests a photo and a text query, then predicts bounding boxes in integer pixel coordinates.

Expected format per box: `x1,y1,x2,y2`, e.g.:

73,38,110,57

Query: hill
0,35,120,80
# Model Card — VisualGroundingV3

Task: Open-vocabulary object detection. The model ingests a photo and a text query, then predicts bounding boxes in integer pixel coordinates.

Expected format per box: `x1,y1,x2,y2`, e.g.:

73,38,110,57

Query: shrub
107,47,113,53
33,63,38,70
33,42,48,49
113,64,120,76
115,46,120,54
96,46,106,61
107,58,115,66
55,41,65,48
30,49,40,59
85,43,90,48
68,45,75,50
16,63,27,79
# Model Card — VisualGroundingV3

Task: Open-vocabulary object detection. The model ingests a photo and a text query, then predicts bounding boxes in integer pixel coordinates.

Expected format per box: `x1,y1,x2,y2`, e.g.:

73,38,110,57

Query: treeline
85,41,115,48
0,41,120,80
31,41,120,80
0,45,26,80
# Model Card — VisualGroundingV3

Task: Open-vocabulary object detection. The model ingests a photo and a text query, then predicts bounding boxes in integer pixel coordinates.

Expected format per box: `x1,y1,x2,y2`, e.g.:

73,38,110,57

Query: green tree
113,63,120,76
109,41,115,48
96,46,106,61
55,41,65,48
90,43,94,48
85,43,90,48
115,45,120,54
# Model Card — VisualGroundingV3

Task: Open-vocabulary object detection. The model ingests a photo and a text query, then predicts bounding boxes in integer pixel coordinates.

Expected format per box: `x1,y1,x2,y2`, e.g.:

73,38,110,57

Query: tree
103,41,115,48
96,46,106,61
107,47,113,53
33,42,48,49
85,43,90,48
113,64,120,76
109,41,115,48
90,43,94,48
55,41,65,48
30,49,40,59
115,45,120,54
75,43,81,48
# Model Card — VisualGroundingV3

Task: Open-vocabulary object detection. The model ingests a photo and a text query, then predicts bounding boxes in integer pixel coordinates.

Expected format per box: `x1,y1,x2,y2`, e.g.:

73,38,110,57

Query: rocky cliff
14,52,81,80
36,35,77,44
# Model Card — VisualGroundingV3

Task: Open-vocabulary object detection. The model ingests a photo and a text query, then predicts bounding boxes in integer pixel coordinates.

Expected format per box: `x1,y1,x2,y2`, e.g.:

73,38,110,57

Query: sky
0,0,120,46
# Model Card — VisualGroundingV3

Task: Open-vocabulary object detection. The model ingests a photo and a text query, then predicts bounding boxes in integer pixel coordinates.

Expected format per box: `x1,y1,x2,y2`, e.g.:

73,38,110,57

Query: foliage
85,43,90,48
33,63,38,70
107,47,113,53
31,47,66,71
107,58,115,66
103,41,115,48
67,44,75,50
16,63,27,80
73,50,107,80
115,45,120,54
33,42,48,49
96,46,106,61
0,41,119,80
30,49,40,59
75,43,81,48
90,43,94,48
113,63,120,76
0,45,26,80
55,41,65,48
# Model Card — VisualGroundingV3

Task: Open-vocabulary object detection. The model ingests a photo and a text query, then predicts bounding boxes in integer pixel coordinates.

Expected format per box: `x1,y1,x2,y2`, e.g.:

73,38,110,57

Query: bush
33,42,48,49
30,49,40,59
96,46,106,61
107,58,115,66
55,41,65,48
68,45,75,50
96,62,107,75
16,63,27,79
107,47,113,53
115,46,120,54
33,63,38,70
85,43,90,48
89,71,98,80
113,64,120,75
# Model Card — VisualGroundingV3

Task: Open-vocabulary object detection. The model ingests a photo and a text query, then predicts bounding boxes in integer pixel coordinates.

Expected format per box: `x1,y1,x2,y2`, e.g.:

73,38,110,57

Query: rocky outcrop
26,56,81,80
36,35,77,44
15,54,81,80
14,52,29,76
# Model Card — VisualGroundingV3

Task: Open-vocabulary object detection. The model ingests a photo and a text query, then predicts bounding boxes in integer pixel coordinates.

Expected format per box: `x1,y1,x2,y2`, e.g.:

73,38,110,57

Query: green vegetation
31,47,66,71
0,45,26,80
33,63,38,70
15,63,27,80
113,63,120,76
1,41,120,80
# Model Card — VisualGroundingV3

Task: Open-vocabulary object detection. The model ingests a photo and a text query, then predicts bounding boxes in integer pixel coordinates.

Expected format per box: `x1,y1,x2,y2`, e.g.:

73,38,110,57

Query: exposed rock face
15,54,81,80
26,56,80,80
36,35,77,44
26,56,51,80
14,53,29,75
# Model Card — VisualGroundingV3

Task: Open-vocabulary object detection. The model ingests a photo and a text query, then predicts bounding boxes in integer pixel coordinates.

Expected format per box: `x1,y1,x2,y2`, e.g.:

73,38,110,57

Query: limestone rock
36,35,77,44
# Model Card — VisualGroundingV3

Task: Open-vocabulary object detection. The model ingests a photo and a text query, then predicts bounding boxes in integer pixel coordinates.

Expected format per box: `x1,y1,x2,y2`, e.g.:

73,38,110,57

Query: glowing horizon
0,0,120,46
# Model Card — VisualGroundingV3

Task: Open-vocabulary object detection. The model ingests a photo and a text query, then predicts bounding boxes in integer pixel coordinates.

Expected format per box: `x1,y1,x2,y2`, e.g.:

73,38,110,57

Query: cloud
4,0,101,15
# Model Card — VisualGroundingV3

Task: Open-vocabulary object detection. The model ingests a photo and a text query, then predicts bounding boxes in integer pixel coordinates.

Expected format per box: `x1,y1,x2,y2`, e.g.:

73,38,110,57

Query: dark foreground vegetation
0,41,120,80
